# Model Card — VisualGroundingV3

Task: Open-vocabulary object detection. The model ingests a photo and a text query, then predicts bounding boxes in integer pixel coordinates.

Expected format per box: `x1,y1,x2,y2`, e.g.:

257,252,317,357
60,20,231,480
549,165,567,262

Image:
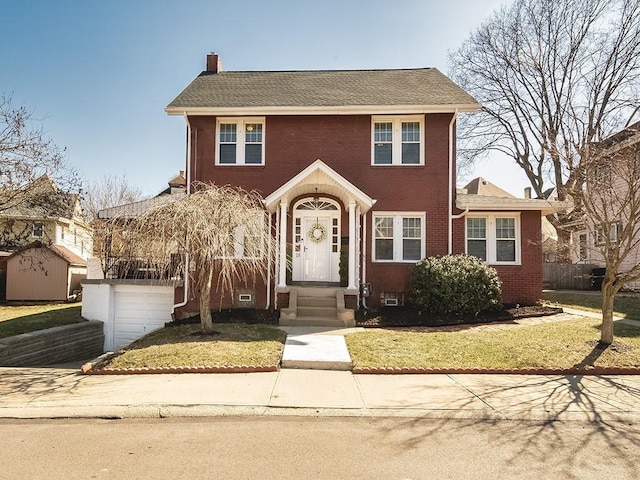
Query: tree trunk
553,226,573,263
600,275,616,345
199,265,214,334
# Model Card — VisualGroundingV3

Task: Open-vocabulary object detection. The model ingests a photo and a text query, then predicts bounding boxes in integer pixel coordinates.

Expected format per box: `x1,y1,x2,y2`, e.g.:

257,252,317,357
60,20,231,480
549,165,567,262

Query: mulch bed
356,304,563,328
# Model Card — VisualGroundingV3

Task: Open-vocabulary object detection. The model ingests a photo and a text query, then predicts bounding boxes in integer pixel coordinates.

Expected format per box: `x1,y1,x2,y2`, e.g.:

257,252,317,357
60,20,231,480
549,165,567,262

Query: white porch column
348,201,357,290
278,200,288,288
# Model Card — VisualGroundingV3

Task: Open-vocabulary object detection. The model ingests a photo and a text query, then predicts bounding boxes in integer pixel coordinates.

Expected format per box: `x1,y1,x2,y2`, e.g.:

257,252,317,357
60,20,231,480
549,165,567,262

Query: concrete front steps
279,287,355,328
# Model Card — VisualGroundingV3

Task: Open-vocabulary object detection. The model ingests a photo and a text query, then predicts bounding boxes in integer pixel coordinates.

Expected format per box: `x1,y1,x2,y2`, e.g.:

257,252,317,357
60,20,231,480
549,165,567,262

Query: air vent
238,293,252,302
384,298,399,307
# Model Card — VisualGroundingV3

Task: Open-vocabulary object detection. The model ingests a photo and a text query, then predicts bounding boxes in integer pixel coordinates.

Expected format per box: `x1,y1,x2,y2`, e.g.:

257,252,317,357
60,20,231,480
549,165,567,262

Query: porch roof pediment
263,159,376,213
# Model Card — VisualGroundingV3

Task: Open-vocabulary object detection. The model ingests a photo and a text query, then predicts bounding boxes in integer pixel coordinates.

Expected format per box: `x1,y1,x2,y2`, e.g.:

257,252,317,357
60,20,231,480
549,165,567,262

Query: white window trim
372,212,426,263
595,223,620,246
371,115,425,166
215,117,265,166
465,213,521,265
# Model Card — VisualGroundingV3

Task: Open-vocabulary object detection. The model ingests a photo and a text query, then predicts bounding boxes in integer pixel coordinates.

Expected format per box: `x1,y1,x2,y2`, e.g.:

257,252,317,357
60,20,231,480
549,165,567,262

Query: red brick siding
452,210,543,305
183,113,548,311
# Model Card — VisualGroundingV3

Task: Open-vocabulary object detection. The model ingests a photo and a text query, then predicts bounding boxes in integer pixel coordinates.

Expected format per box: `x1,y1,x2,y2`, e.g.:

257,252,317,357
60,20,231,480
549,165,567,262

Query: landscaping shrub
412,254,502,316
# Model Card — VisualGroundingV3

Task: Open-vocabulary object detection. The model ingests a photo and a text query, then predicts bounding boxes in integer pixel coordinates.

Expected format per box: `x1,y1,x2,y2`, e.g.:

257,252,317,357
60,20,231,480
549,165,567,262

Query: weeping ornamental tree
449,0,640,261
128,183,276,334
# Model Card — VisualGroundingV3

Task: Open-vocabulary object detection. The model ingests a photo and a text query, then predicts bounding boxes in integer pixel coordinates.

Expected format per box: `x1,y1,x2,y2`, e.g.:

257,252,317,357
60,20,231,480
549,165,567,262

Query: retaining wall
0,320,104,367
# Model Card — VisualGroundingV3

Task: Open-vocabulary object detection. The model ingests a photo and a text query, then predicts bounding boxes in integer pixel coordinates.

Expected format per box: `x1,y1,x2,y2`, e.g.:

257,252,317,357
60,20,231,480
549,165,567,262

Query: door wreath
307,222,327,243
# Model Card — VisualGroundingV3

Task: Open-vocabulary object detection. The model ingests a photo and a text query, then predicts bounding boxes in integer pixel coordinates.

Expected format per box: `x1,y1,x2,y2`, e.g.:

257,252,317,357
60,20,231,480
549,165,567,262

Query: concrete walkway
1,363,640,422
2,308,639,422
279,326,356,370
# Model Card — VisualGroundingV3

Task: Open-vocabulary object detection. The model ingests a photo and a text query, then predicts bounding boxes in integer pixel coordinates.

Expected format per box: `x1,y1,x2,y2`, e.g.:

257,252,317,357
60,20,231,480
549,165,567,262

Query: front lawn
543,290,640,319
0,303,83,339
346,316,640,370
101,323,287,370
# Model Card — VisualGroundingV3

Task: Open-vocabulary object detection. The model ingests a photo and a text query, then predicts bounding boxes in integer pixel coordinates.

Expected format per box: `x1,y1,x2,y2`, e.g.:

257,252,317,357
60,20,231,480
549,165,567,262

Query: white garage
82,280,176,351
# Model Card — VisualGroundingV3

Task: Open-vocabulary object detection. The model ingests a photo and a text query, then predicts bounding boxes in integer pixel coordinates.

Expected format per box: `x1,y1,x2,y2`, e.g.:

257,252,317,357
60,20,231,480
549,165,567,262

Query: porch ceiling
263,159,376,213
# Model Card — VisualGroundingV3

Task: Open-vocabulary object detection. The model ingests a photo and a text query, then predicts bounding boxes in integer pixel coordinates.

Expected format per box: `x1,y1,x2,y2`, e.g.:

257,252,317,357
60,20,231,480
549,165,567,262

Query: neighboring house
0,175,92,301
164,52,562,321
90,171,186,279
570,121,640,289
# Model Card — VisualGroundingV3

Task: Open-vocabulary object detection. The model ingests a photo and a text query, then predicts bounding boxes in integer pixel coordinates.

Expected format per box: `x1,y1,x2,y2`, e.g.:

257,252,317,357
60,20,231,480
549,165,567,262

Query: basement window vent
381,292,404,307
238,293,253,302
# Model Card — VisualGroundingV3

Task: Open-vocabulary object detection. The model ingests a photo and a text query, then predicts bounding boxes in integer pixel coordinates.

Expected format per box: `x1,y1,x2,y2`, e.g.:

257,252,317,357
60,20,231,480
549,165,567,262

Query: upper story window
466,214,520,264
216,117,265,165
32,222,44,238
595,222,620,246
373,212,425,262
372,116,424,166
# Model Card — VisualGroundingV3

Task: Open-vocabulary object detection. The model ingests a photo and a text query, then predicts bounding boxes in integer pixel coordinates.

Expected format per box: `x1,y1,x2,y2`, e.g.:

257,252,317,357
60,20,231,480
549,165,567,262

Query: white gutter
451,207,469,219
447,109,459,254
172,115,193,317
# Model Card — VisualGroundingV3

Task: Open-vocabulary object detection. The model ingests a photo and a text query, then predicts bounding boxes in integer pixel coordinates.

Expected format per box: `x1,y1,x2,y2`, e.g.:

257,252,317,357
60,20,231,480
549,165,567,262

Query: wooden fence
543,263,597,290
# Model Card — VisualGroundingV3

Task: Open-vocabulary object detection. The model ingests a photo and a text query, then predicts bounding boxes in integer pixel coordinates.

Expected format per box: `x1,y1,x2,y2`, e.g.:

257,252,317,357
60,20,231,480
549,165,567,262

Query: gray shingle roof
166,68,479,111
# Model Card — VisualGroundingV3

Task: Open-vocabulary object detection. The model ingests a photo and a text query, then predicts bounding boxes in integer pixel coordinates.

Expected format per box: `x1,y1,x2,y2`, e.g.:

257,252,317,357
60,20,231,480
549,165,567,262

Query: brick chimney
206,52,222,73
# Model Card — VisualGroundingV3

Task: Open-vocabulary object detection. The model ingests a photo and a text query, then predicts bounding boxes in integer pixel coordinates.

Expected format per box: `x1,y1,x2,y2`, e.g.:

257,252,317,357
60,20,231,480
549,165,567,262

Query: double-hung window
372,116,424,165
32,222,44,238
216,118,265,165
595,223,620,246
373,213,425,262
466,214,520,264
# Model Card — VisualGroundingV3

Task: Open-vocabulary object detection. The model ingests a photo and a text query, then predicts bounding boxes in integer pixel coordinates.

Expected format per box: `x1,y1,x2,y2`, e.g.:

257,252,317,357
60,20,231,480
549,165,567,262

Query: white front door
302,217,331,281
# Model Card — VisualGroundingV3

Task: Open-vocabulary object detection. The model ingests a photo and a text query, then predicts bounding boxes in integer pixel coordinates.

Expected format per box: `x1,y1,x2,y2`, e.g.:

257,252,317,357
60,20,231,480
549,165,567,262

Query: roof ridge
206,67,436,75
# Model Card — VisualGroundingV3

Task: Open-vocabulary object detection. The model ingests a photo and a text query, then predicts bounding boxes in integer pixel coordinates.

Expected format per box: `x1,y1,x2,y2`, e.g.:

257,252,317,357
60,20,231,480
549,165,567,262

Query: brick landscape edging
83,363,279,375
352,366,640,375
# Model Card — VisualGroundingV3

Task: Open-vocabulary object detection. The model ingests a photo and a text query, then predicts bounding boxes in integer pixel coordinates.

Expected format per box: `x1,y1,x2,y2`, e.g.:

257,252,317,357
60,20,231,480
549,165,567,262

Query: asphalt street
2,416,639,479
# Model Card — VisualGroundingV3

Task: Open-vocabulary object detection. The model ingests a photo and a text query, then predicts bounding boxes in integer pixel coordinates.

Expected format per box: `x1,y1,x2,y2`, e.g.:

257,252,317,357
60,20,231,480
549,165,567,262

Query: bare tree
449,0,640,260
0,94,79,213
573,126,640,344
83,173,144,222
126,183,276,334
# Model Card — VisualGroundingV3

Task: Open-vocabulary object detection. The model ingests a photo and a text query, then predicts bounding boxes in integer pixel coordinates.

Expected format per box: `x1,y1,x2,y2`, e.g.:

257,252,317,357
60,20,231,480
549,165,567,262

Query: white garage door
113,286,174,350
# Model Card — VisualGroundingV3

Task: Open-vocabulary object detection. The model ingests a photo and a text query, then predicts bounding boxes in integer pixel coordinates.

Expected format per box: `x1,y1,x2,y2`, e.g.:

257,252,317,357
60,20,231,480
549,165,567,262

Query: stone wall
0,321,104,367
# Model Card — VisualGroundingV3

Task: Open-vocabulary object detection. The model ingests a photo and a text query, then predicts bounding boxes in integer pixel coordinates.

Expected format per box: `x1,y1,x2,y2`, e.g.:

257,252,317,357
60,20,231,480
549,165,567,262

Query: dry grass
346,316,640,370
103,323,286,369
0,303,83,338
543,290,640,319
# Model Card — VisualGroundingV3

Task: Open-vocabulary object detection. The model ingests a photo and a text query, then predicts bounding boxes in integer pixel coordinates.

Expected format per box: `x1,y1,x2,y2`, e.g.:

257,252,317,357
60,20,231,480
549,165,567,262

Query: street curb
2,404,639,423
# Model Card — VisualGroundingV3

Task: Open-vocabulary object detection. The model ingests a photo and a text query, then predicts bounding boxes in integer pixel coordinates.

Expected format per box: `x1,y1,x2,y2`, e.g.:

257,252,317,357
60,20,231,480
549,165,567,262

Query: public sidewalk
1,363,639,422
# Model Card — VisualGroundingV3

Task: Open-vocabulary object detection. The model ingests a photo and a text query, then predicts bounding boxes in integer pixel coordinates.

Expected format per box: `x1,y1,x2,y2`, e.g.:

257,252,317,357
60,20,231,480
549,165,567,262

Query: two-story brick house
166,53,558,324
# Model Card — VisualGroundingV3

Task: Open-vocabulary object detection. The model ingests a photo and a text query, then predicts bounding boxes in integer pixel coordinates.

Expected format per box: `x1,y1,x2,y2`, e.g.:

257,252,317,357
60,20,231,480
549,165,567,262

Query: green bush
412,254,502,316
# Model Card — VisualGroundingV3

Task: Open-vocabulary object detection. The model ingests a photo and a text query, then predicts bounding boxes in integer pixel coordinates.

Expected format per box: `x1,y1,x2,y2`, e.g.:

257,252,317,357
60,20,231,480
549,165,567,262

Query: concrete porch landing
279,327,355,370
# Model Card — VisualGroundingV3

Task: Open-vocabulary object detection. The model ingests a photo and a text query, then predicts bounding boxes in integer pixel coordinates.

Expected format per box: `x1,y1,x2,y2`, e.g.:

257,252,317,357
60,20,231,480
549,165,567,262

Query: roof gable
263,159,376,213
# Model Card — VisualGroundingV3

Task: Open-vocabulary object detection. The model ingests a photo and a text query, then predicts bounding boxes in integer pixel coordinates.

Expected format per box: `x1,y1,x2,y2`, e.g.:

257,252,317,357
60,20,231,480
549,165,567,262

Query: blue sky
0,0,527,198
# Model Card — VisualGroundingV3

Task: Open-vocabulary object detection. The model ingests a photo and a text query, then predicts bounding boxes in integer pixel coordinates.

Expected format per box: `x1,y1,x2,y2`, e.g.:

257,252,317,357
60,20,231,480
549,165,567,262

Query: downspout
172,115,193,318
448,109,459,254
